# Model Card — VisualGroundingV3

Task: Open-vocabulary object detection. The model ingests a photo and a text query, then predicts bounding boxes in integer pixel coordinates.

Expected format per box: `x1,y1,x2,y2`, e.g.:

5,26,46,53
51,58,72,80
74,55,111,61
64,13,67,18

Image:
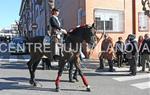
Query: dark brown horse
26,25,96,92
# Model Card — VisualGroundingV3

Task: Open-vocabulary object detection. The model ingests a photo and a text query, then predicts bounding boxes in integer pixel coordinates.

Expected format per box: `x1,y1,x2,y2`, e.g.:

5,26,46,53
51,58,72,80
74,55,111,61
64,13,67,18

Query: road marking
18,82,30,86
0,59,29,62
131,81,150,89
0,55,30,63
113,74,150,82
9,55,17,63
97,72,129,75
0,56,4,63
0,79,16,83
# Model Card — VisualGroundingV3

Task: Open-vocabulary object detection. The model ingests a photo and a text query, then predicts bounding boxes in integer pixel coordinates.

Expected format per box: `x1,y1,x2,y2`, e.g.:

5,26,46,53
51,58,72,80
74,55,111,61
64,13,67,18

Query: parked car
9,37,28,55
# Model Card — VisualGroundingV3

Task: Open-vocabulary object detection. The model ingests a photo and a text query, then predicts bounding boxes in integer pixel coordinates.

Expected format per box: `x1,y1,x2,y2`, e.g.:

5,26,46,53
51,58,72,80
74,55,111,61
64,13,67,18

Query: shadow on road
84,72,130,77
84,68,130,77
0,77,91,92
0,81,56,92
61,88,88,92
0,77,70,83
0,77,71,92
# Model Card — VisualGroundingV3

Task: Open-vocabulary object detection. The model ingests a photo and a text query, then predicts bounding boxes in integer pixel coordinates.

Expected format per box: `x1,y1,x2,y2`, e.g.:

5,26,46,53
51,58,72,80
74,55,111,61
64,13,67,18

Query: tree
141,0,150,17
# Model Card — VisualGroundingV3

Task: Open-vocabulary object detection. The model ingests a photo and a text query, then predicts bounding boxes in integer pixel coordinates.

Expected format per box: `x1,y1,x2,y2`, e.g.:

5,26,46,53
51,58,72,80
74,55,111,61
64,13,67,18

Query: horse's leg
27,56,41,86
73,69,79,82
74,53,91,91
27,58,36,86
55,58,66,92
45,53,53,69
68,58,75,82
31,58,41,85
42,58,51,70
45,58,52,69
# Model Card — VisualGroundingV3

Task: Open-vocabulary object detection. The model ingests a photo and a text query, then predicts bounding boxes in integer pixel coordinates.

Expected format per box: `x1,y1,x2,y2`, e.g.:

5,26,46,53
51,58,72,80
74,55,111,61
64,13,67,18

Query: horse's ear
90,26,93,29
92,23,97,29
86,25,92,29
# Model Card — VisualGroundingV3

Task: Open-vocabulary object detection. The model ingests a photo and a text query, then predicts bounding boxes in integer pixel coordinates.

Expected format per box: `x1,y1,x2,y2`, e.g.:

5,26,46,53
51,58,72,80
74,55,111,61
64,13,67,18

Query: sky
0,0,21,30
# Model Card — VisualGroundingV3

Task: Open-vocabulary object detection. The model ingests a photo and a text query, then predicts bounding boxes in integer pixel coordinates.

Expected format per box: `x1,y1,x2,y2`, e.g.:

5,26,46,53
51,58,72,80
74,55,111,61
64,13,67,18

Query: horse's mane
68,25,89,36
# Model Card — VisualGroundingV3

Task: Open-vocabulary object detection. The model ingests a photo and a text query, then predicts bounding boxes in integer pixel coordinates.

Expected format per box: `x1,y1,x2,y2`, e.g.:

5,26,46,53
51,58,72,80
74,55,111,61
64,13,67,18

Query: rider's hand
61,29,67,34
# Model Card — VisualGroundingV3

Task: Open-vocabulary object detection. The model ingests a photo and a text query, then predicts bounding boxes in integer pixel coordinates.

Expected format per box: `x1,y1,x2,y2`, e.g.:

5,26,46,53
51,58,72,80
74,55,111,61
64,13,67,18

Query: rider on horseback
49,8,67,56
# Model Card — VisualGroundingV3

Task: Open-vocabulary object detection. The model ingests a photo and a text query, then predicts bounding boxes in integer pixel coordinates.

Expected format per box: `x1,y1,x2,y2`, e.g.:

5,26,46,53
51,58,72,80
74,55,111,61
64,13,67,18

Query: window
95,17,104,30
94,9,124,32
138,12,149,32
105,18,113,30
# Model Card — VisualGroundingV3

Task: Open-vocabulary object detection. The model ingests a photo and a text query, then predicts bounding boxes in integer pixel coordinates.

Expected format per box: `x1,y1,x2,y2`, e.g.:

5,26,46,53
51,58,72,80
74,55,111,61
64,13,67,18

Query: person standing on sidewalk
139,34,150,73
97,34,115,72
114,37,125,68
138,35,144,67
126,34,138,76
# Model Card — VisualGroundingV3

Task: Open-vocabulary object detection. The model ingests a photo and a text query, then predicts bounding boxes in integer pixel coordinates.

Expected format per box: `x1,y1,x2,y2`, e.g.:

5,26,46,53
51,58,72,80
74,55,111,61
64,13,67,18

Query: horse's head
81,25,96,49
69,24,96,49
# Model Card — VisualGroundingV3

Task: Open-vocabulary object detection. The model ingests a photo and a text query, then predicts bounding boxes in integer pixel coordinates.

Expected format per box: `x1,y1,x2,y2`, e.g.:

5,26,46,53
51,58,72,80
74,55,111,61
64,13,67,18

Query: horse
26,24,96,92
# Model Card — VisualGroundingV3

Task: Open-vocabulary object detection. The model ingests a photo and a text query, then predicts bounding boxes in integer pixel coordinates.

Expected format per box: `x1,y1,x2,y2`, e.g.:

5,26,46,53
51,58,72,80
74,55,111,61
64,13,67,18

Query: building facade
19,0,55,37
55,0,150,59
0,23,19,41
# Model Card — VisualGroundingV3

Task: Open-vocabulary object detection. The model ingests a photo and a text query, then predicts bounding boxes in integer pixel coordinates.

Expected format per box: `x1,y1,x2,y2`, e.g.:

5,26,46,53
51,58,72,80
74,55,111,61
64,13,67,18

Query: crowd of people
97,33,150,76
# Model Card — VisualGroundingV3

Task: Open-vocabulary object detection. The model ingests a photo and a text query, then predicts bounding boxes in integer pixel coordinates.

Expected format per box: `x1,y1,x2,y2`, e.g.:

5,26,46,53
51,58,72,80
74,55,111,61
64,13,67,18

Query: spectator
97,34,115,72
139,34,150,73
126,34,138,76
124,35,131,64
115,37,124,67
138,36,144,67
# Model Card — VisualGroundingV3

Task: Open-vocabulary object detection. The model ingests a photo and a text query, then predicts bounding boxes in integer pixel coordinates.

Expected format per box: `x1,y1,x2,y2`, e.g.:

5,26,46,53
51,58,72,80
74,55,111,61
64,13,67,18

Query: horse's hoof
29,80,33,84
73,77,79,82
29,80,37,87
69,80,75,83
56,87,60,92
86,85,91,92
32,82,37,87
86,87,91,92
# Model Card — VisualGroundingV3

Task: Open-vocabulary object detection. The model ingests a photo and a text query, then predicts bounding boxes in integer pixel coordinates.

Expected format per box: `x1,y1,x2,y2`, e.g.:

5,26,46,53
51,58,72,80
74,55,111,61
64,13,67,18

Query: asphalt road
0,53,149,95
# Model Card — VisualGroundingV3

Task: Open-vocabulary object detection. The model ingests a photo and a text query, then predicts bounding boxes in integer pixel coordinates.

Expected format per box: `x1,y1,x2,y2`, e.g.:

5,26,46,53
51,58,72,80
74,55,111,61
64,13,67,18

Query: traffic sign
32,23,38,30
